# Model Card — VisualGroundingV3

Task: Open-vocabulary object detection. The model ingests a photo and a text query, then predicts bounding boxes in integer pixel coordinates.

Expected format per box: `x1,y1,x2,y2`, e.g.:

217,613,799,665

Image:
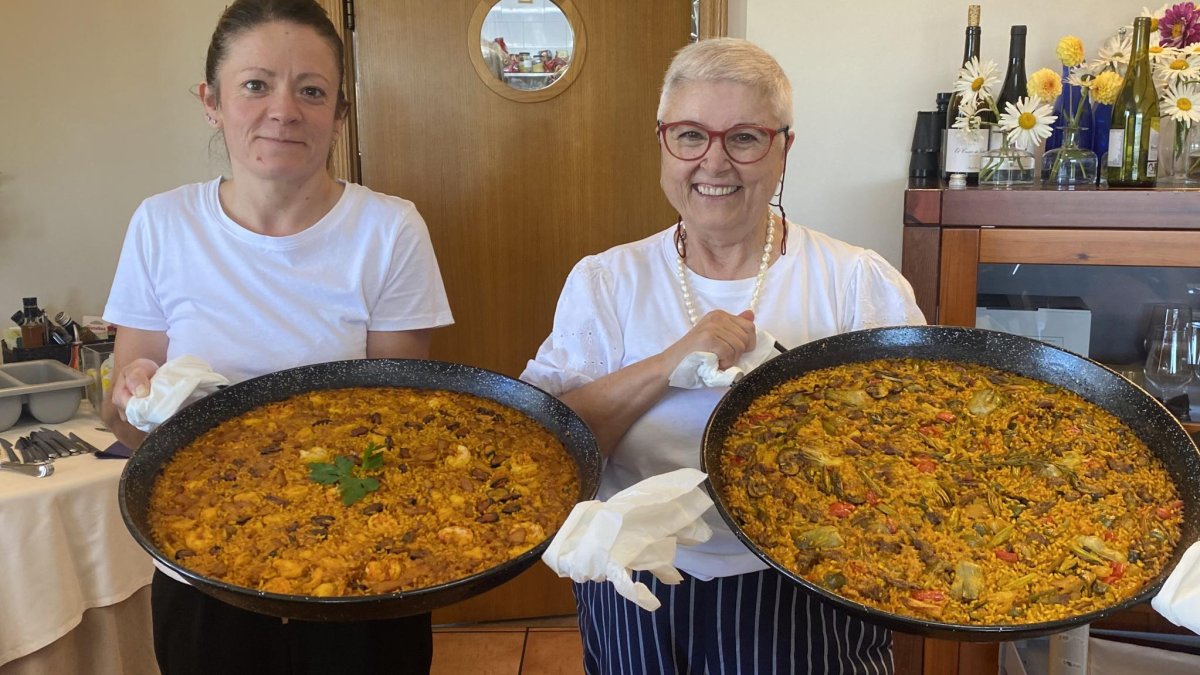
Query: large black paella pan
120,358,600,621
701,325,1200,641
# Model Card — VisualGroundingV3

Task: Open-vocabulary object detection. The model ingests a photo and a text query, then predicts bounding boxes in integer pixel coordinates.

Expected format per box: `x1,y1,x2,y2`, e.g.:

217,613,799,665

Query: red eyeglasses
657,120,789,164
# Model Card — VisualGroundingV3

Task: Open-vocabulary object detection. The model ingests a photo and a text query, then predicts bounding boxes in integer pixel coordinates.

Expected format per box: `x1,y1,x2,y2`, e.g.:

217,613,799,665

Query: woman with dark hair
102,1,451,672
522,38,925,674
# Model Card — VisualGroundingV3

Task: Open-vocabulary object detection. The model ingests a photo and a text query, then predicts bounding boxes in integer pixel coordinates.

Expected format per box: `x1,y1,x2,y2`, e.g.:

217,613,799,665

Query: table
0,404,155,672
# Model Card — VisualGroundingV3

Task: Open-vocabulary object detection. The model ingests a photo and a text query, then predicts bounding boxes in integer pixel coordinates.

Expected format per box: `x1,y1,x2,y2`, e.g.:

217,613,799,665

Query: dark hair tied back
205,0,348,117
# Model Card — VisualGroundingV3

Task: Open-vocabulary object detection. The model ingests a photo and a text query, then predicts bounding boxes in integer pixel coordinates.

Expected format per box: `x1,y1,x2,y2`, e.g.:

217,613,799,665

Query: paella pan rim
118,357,601,621
701,325,1200,641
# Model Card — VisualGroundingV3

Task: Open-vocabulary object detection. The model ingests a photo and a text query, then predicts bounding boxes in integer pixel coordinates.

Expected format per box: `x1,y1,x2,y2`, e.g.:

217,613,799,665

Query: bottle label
1147,127,1160,176
1107,129,1124,167
944,129,988,172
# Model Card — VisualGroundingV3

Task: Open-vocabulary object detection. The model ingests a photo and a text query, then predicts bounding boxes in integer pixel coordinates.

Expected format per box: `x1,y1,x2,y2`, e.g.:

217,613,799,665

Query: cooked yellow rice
148,387,578,597
719,358,1183,625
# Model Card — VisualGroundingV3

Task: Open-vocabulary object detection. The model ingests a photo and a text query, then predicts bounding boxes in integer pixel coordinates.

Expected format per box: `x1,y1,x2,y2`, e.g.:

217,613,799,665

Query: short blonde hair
656,38,793,127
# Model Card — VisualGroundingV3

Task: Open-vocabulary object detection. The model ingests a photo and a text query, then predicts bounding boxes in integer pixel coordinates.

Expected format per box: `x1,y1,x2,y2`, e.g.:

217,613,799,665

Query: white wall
0,0,1147,329
0,0,229,324
746,0,1139,266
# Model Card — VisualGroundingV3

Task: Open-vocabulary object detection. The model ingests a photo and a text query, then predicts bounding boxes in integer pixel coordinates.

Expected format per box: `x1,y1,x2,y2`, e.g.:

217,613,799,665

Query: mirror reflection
479,0,574,92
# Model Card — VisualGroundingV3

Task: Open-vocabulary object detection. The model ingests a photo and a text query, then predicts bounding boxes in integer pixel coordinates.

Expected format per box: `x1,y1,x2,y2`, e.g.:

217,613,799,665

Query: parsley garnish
308,442,384,506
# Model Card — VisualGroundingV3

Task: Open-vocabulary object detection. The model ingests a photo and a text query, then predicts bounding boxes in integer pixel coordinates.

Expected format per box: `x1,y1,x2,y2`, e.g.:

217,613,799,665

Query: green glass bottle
1106,16,1160,187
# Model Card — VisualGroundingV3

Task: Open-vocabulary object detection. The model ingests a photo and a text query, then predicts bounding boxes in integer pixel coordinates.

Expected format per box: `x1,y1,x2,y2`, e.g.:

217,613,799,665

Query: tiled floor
431,616,583,675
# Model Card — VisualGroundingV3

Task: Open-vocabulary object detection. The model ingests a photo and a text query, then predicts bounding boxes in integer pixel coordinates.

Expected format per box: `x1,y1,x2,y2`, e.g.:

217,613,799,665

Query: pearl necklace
676,213,776,326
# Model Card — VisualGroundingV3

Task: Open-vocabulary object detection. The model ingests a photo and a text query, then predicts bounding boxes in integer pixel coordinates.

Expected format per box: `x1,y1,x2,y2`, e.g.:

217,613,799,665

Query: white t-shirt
104,178,454,384
521,221,926,580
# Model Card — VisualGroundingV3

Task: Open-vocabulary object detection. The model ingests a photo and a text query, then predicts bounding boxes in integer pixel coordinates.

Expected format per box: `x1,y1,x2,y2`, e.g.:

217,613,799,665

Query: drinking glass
1143,305,1194,416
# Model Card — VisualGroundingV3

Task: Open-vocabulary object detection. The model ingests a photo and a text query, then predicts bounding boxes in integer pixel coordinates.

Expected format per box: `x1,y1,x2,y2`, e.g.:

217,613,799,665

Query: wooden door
352,0,694,622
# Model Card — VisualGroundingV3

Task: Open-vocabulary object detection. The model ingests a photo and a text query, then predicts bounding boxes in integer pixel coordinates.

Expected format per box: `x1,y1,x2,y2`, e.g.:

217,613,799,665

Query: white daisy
952,96,983,131
1096,30,1132,75
1156,51,1200,82
1000,97,1056,151
1162,82,1200,124
953,57,999,105
1149,44,1178,65
1124,6,1169,38
1067,66,1096,89
1142,4,1171,30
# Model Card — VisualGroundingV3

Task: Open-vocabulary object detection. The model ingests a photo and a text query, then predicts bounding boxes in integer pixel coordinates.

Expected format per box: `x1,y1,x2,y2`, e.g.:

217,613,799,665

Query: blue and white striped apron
574,568,892,675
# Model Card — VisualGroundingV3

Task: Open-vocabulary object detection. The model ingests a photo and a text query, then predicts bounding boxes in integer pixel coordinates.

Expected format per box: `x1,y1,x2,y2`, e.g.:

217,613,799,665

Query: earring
673,215,687,259
206,115,217,125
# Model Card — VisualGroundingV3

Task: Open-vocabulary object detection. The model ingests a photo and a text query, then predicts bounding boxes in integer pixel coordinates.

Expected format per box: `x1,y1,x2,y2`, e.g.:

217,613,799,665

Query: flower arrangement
950,57,1055,183
1091,3,1200,179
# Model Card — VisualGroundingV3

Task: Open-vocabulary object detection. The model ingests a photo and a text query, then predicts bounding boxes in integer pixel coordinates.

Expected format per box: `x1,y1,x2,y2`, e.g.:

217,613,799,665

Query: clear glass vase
1042,127,1098,189
979,135,1036,187
1163,117,1200,185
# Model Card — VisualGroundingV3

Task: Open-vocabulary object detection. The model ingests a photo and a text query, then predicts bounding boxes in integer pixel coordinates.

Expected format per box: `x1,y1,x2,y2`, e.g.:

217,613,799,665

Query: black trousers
151,571,433,675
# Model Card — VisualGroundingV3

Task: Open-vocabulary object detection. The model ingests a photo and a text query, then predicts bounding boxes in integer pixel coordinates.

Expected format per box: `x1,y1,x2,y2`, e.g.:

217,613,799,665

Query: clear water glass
1143,304,1194,405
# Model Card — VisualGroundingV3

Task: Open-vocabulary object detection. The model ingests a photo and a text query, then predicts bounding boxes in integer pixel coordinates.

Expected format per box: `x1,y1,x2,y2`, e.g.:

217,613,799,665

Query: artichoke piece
950,560,984,601
793,526,845,550
802,447,843,467
1074,535,1128,563
968,388,1001,416
822,571,848,590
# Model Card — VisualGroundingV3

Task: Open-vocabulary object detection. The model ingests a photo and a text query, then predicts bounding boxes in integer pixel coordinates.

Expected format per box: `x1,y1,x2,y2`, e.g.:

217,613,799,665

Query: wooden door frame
315,0,360,183
699,0,728,39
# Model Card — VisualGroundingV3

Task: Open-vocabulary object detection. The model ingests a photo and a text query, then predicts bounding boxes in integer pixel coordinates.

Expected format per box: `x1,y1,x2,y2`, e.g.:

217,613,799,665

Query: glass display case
900,183,1200,675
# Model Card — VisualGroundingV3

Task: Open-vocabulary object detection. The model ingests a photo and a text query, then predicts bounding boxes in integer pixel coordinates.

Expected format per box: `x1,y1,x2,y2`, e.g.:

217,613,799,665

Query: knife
34,430,75,457
30,433,65,459
21,437,49,463
0,438,18,463
68,432,102,454
14,437,35,463
44,428,89,455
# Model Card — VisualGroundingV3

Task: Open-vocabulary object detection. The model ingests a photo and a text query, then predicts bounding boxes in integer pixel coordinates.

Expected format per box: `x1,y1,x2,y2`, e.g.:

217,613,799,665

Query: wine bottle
990,26,1028,149
943,5,989,183
936,91,952,176
1107,16,1160,187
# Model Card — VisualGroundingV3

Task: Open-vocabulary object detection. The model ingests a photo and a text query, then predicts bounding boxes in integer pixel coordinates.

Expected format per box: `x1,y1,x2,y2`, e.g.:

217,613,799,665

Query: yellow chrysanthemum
1057,36,1085,67
1091,70,1124,105
1028,68,1063,104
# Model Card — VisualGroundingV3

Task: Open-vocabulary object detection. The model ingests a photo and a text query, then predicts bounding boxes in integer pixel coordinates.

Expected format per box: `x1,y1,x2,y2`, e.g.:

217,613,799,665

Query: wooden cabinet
897,184,1200,675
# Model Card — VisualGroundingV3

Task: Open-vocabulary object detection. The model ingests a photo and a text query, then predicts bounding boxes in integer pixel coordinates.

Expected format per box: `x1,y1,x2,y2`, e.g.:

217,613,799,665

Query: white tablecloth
0,406,154,666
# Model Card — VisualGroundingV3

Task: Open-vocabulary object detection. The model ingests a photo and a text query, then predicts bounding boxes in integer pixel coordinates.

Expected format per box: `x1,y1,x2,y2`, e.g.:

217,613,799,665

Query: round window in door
468,0,587,102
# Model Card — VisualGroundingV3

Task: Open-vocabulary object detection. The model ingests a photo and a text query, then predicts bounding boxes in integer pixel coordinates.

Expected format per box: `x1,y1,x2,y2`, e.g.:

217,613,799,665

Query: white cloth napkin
668,328,781,389
541,468,714,611
125,355,229,432
1151,540,1200,630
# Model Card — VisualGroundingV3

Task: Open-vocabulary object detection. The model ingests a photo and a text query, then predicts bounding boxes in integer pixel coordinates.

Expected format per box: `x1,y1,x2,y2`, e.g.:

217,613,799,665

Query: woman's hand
110,358,161,418
101,327,167,449
555,310,757,457
667,309,757,369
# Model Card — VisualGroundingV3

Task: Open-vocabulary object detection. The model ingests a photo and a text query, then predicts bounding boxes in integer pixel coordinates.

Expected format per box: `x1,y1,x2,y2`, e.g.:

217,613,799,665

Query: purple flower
1161,2,1200,47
